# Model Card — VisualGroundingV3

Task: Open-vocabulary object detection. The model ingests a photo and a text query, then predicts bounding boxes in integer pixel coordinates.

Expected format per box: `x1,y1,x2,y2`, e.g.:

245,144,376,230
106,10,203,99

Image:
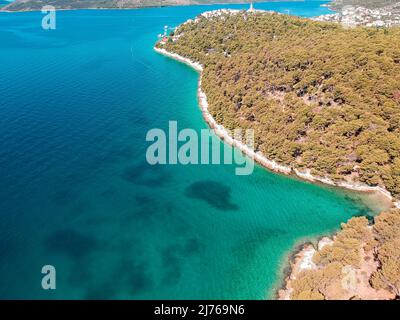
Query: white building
248,2,254,12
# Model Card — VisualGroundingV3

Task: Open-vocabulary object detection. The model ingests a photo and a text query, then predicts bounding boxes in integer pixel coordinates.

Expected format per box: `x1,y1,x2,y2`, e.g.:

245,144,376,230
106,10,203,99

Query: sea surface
0,1,387,299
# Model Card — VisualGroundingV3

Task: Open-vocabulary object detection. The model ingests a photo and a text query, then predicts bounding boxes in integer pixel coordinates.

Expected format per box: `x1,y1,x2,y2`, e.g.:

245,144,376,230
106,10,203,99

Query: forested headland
158,11,400,199
157,10,400,300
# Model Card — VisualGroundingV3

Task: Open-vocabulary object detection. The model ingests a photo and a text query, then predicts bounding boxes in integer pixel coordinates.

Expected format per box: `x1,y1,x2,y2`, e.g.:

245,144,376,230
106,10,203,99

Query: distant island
328,0,400,10
155,9,400,299
2,0,399,12
0,0,272,12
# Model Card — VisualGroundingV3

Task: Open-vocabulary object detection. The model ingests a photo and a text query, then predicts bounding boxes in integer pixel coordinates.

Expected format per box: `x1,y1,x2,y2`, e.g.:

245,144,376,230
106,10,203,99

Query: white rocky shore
155,47,293,175
278,233,396,300
278,237,333,300
154,46,400,209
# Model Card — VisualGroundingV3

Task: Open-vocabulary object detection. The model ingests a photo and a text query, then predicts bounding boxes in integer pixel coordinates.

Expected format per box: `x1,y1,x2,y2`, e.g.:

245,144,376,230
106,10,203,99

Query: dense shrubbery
160,12,400,197
370,210,400,296
289,210,400,300
291,217,369,299
313,217,370,267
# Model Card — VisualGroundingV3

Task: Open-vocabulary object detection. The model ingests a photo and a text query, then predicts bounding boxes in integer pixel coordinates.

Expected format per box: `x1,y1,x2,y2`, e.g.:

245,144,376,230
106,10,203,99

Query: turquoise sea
0,1,388,299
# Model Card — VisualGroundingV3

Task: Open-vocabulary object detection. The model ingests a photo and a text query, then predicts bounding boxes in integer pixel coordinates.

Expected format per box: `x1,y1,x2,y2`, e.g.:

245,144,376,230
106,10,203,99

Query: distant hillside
1,0,261,12
4,0,400,12
329,0,400,9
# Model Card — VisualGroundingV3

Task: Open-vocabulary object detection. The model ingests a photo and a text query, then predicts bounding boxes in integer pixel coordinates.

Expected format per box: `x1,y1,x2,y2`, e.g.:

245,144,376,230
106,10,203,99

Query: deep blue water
0,2,385,299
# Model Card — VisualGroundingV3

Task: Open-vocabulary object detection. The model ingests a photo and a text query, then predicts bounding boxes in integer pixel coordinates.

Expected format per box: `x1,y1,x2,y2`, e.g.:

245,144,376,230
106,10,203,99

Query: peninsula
156,10,400,205
155,9,400,299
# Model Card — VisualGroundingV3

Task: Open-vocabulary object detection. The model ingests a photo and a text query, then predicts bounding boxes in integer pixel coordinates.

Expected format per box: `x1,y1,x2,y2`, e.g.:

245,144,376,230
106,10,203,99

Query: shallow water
0,2,387,299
